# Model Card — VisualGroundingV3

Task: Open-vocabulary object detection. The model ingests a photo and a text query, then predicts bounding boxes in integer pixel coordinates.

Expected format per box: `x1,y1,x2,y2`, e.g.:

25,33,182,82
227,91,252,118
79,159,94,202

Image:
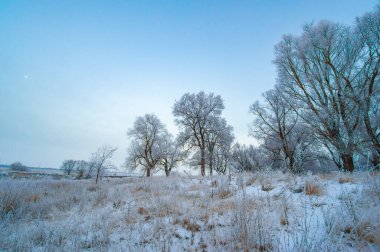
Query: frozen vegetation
1,171,379,251
1,4,379,252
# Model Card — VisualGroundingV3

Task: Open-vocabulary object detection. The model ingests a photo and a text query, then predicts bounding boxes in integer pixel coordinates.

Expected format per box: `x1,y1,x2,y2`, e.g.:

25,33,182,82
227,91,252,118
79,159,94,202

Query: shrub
10,162,28,171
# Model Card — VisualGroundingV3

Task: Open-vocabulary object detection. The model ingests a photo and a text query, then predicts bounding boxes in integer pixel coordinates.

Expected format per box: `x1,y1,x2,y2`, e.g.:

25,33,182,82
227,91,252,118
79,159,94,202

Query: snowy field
0,171,379,251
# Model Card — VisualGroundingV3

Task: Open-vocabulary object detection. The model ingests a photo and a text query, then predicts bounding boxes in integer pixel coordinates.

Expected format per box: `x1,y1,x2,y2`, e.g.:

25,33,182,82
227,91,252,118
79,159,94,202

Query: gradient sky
0,0,378,168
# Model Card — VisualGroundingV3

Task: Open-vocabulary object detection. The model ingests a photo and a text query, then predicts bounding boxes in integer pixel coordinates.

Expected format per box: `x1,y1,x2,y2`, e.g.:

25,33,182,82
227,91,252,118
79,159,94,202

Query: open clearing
1,171,379,251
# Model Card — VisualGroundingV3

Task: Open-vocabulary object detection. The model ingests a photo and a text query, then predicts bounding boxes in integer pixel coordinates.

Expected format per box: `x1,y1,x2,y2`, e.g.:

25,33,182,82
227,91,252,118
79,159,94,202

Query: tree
75,160,88,179
127,114,167,177
173,91,225,176
60,160,76,175
355,7,380,166
90,145,117,184
274,21,365,172
231,144,266,172
10,162,27,171
205,117,234,175
249,88,315,173
157,134,185,176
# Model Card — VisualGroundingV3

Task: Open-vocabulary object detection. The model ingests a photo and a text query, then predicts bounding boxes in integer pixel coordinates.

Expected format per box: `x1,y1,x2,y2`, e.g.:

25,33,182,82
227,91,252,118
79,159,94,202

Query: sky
0,0,378,169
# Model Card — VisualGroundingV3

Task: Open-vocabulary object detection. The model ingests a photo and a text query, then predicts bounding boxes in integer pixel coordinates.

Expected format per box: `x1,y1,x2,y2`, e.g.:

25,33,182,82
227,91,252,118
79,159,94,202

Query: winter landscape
1,1,380,251
1,170,379,251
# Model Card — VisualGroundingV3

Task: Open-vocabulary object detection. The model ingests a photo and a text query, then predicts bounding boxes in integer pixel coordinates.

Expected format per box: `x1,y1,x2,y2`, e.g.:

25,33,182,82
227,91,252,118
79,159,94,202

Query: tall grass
0,171,379,251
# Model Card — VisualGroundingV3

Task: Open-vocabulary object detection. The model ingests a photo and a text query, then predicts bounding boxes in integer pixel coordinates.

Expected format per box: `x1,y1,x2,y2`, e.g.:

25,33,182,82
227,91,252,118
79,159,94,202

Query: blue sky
0,0,377,168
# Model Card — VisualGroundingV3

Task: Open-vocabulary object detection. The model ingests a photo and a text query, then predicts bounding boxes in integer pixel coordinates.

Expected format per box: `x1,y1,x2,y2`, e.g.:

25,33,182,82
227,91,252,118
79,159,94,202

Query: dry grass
305,180,323,196
318,173,335,180
212,200,237,214
218,189,232,199
0,172,379,251
189,183,207,192
339,176,353,184
182,219,201,232
138,207,148,215
356,222,380,244
280,217,289,226
27,194,41,203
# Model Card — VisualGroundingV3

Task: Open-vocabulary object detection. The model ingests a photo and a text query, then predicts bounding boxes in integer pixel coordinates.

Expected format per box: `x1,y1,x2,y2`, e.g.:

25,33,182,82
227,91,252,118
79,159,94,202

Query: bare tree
274,21,365,171
60,160,76,175
356,7,380,166
157,134,185,176
75,160,88,179
250,88,315,173
231,143,266,172
173,91,225,176
126,114,167,177
91,145,117,184
205,117,234,175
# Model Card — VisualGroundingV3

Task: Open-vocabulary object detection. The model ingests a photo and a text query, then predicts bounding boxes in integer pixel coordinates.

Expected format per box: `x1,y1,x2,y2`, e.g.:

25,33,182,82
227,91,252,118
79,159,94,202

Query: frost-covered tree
274,21,366,172
90,145,117,184
173,91,225,176
127,114,168,177
205,117,234,175
75,160,88,179
231,144,255,172
60,159,76,175
356,7,380,167
157,134,185,176
231,144,267,172
250,88,315,173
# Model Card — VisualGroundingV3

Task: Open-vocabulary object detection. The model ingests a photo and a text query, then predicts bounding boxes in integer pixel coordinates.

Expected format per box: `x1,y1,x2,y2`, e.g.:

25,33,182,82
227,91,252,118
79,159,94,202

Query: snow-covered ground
0,171,379,251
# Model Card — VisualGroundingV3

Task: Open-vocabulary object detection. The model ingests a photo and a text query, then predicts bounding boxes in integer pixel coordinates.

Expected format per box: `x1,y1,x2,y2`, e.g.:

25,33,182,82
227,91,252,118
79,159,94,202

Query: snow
0,171,379,251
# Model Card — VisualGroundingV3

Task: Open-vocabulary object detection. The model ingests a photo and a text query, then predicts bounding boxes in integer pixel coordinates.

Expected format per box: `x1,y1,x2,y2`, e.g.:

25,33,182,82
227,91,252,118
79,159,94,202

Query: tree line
61,6,379,178
61,145,117,183
129,6,379,175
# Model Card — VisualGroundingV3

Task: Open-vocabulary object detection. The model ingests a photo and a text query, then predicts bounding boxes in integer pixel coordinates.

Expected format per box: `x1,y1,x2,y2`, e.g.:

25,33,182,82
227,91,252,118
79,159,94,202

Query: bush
10,162,28,171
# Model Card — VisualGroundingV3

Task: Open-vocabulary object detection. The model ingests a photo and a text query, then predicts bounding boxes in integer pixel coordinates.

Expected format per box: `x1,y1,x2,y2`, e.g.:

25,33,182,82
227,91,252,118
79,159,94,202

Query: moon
24,75,28,79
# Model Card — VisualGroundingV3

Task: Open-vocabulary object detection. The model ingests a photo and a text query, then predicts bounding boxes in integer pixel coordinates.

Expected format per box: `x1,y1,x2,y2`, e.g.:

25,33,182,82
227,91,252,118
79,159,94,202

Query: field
1,171,379,251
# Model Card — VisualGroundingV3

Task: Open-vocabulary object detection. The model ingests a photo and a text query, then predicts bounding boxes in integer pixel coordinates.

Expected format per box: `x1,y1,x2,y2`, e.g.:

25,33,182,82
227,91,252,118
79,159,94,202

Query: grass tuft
339,176,353,184
305,180,322,196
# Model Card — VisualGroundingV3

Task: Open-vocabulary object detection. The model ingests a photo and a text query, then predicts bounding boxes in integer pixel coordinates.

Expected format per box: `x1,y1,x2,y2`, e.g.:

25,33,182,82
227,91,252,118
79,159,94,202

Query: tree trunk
372,153,380,170
209,154,213,176
95,170,100,184
201,148,206,176
146,167,151,177
341,154,355,172
289,156,296,173
165,166,170,177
